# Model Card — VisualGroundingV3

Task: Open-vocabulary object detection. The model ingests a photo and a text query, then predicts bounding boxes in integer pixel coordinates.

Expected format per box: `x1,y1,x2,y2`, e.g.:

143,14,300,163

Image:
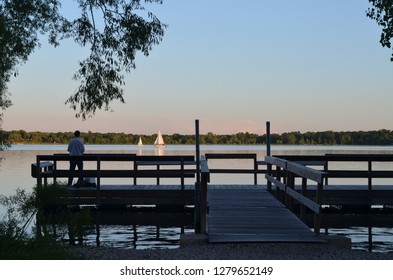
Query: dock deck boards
207,186,324,243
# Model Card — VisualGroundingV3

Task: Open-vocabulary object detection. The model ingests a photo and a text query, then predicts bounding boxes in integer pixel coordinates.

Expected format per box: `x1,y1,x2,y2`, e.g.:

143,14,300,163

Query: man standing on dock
67,130,85,186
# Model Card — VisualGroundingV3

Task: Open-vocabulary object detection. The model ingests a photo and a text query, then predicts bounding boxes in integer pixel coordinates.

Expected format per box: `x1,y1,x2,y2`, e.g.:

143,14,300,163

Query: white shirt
67,137,85,156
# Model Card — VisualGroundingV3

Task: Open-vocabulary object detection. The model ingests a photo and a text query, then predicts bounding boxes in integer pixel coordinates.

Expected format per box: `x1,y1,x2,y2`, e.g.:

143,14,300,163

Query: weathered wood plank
293,161,326,166
39,169,196,178
286,161,325,184
209,169,258,174
286,187,321,214
291,185,393,205
207,188,324,243
265,156,287,169
205,153,256,159
136,161,196,166
265,175,286,190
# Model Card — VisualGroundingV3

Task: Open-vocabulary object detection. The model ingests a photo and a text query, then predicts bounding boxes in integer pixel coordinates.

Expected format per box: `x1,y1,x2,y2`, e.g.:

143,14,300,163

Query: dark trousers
68,160,83,186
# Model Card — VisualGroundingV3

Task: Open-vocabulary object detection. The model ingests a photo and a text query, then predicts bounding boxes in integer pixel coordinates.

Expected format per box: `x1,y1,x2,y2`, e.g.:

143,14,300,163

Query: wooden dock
207,185,324,243
32,152,393,250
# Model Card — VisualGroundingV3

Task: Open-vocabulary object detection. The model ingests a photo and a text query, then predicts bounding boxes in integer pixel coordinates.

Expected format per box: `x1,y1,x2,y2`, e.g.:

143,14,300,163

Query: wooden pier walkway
207,185,324,243
31,152,393,250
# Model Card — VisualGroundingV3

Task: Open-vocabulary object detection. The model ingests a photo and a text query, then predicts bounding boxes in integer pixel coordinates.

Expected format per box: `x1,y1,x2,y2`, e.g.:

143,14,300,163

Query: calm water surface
1,144,393,251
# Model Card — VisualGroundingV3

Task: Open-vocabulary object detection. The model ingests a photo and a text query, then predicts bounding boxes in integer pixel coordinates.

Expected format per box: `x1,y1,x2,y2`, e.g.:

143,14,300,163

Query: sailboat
137,137,143,146
154,131,165,148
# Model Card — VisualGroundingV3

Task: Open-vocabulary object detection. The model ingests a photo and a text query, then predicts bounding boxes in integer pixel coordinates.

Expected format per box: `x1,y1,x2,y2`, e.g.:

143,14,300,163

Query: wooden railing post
368,157,373,252
284,169,289,206
287,172,295,211
314,182,323,235
367,157,373,207
195,157,209,234
253,155,257,185
324,161,328,185
266,121,271,157
156,164,160,185
181,158,185,190
275,166,281,201
267,163,272,193
265,121,272,190
53,159,57,185
96,157,101,206
194,180,201,234
133,161,137,185
195,119,201,186
194,119,202,234
36,155,42,187
199,171,208,234
300,177,307,221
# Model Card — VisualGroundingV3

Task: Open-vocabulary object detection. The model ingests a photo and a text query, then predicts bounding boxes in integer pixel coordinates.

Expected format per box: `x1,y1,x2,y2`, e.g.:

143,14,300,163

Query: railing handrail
265,156,287,169
204,153,262,185
34,154,197,188
265,156,325,184
265,153,393,237
286,161,325,184
277,154,393,162
40,154,196,162
265,155,324,235
275,154,393,182
205,153,256,159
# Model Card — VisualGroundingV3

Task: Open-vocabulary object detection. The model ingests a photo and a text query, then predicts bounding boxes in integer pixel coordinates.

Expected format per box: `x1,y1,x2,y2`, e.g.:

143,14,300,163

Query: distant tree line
2,129,393,146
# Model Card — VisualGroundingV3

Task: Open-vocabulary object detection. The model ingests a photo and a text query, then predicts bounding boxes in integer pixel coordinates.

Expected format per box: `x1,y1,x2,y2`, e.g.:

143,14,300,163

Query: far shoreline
3,129,393,146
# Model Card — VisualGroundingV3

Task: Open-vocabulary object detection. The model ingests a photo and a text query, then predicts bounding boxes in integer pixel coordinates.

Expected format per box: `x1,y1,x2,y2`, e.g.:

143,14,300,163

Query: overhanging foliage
0,0,166,119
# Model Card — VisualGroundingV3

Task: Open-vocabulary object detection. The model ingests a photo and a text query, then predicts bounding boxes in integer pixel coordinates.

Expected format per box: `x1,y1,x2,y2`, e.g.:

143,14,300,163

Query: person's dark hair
74,130,81,137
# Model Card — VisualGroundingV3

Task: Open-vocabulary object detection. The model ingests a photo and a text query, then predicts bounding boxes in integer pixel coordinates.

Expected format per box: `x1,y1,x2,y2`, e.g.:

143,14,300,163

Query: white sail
154,131,165,147
137,137,143,146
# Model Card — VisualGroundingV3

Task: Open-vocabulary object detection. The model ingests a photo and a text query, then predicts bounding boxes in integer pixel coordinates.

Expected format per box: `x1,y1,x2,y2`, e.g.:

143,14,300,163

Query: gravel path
71,235,393,260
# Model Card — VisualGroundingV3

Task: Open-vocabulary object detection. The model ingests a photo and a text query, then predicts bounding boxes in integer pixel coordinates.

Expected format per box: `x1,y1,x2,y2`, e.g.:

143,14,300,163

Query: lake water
1,144,393,252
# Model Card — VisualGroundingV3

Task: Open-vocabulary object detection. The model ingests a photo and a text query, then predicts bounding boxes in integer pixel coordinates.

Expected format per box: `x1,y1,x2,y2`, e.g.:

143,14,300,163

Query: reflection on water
328,227,393,253
39,209,195,249
81,225,194,249
2,144,393,252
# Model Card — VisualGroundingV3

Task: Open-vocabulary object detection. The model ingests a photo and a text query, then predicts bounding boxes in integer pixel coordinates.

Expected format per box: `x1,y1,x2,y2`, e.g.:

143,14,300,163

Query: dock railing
276,154,393,206
265,156,326,235
204,153,267,185
33,154,196,184
32,154,196,206
195,156,210,234
266,154,393,244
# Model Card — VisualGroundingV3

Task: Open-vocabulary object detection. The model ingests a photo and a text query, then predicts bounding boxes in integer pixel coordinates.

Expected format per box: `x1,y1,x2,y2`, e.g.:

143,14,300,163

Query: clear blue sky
3,0,393,134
